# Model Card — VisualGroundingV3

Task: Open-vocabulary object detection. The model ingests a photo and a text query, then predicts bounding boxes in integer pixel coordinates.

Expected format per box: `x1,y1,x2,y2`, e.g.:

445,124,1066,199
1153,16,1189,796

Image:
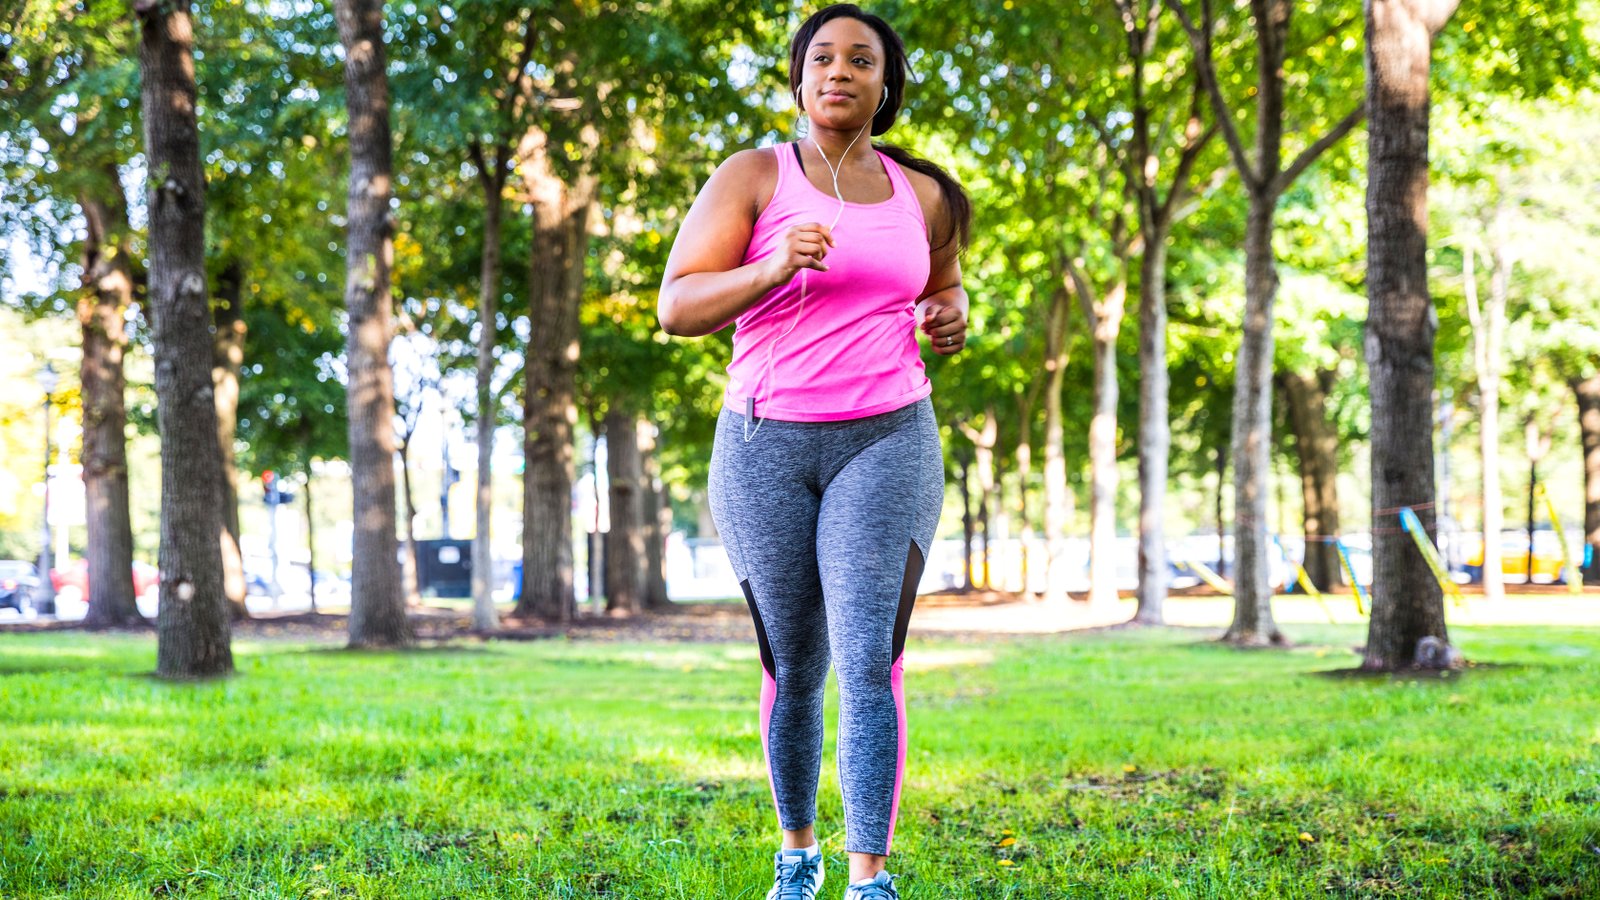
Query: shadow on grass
1314,660,1529,681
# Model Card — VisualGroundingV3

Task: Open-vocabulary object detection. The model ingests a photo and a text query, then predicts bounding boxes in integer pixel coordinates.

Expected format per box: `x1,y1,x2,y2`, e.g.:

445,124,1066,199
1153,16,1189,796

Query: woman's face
800,17,887,132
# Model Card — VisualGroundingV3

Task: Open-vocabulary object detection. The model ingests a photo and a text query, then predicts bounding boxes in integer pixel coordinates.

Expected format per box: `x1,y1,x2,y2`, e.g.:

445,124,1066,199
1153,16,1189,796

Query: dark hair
788,4,972,258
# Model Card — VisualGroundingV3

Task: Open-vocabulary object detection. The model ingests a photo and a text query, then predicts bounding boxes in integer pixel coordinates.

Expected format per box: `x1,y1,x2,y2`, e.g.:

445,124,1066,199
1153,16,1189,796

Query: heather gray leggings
707,396,944,856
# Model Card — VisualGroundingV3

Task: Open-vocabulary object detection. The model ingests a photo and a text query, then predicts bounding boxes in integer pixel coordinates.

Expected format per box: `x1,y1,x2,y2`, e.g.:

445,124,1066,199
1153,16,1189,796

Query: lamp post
36,362,58,611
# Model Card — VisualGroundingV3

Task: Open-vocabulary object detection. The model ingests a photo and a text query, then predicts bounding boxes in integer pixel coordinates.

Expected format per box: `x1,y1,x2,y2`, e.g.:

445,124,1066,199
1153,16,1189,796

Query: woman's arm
909,173,969,356
657,149,834,337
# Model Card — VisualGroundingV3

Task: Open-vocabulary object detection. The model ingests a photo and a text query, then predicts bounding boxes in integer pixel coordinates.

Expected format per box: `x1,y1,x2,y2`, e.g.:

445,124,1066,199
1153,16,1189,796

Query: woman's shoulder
709,145,783,219
897,163,943,238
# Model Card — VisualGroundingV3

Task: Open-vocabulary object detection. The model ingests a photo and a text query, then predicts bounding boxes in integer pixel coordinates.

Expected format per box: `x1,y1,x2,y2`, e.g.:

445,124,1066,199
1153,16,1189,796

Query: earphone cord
744,104,879,443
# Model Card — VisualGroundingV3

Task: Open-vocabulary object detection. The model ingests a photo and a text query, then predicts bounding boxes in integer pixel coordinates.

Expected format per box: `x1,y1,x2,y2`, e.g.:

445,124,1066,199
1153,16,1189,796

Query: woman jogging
656,5,972,897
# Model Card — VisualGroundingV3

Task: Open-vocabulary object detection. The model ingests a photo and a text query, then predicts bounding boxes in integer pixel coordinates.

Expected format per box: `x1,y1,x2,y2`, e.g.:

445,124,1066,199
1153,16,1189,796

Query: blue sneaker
843,871,900,899
766,846,824,900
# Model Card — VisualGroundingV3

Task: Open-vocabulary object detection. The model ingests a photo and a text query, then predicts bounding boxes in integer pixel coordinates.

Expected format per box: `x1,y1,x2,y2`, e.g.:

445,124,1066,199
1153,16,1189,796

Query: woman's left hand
920,302,967,355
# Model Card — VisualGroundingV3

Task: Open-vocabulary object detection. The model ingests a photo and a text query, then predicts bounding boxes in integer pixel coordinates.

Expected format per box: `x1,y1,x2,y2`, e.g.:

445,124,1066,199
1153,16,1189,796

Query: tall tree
336,0,411,647
1462,238,1508,601
1113,0,1220,624
76,164,141,627
212,258,249,620
1,8,144,626
1278,367,1344,588
603,404,645,614
135,0,233,676
516,122,596,622
1361,0,1460,671
1167,0,1366,645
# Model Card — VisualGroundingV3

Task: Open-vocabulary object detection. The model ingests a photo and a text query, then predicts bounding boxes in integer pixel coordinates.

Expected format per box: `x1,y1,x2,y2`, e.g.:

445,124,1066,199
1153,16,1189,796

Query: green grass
1,624,1597,898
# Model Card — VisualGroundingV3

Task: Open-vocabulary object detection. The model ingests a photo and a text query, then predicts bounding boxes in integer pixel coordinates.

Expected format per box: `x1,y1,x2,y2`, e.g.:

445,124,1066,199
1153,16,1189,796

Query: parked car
49,558,161,606
1463,530,1581,583
0,560,40,613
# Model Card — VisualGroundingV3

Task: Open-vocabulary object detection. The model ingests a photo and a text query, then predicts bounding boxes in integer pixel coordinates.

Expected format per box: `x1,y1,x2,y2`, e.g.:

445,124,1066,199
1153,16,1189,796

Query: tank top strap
876,149,928,231
773,139,798,194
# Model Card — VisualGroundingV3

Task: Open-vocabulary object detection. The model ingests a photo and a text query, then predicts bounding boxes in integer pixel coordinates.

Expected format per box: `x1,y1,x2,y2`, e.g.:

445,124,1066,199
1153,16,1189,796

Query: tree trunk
304,459,318,614
1072,268,1125,606
957,445,974,591
1220,0,1292,646
471,158,504,631
1575,371,1600,585
76,176,141,628
1280,368,1344,589
1215,440,1227,578
958,411,999,591
1134,239,1171,623
603,407,645,615
1465,241,1508,601
397,438,422,603
1015,388,1037,597
336,0,411,648
136,0,233,677
1361,0,1459,671
1042,285,1075,603
640,416,671,610
213,258,249,621
1224,194,1285,645
514,126,595,623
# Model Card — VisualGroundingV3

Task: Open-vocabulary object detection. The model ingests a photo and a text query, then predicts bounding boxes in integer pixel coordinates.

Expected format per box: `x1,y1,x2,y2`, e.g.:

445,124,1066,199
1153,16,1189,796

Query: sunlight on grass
1,626,1597,898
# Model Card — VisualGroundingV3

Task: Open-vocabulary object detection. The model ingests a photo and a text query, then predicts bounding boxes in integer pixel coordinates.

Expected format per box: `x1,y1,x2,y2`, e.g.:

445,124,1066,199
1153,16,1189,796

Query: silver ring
945,335,955,347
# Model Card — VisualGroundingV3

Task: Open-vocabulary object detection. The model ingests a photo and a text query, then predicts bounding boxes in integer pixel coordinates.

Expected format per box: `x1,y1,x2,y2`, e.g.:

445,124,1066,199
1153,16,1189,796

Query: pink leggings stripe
759,668,782,823
885,654,908,852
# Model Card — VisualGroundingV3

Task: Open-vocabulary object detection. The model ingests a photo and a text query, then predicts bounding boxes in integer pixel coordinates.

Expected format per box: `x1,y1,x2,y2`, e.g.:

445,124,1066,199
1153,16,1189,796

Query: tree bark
514,126,595,623
1072,268,1125,606
1279,368,1344,589
1575,371,1600,585
1134,240,1171,622
1464,240,1508,601
1361,0,1459,671
639,416,671,610
397,435,422,602
603,406,646,615
213,258,249,621
470,144,506,631
76,174,141,628
956,444,974,591
136,0,233,677
958,411,999,591
1042,284,1076,602
336,0,411,647
1015,386,1038,597
1225,196,1285,645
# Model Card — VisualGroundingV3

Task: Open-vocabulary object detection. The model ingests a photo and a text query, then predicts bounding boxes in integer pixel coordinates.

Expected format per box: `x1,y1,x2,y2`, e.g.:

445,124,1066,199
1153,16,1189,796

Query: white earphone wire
745,87,889,442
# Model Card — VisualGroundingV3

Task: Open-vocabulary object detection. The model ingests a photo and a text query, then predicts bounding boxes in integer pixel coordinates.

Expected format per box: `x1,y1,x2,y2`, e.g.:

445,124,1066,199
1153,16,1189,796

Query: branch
1156,82,1219,226
1163,0,1260,191
1060,251,1099,328
1270,100,1365,196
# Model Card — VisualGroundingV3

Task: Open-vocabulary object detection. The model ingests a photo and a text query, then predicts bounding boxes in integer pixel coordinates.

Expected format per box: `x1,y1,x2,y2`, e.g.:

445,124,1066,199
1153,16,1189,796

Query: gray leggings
707,396,944,856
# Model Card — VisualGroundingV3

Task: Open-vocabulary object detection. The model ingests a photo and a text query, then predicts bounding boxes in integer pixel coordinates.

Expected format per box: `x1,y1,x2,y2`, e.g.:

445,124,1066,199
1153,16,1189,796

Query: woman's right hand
763,222,836,285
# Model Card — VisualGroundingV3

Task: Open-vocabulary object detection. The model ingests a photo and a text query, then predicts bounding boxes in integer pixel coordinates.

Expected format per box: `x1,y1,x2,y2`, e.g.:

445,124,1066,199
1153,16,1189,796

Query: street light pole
36,363,58,611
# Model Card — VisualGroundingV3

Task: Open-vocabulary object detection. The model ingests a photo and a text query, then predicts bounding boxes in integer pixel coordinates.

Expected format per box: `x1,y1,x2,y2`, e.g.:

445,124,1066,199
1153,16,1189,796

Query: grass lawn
1,622,1597,898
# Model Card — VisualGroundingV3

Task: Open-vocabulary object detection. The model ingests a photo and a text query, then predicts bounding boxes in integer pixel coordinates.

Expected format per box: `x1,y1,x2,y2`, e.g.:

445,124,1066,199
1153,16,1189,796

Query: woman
657,5,972,898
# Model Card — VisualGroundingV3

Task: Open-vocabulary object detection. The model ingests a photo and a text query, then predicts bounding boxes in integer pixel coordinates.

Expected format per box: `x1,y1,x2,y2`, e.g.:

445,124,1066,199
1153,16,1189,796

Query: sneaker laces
845,872,899,899
770,853,821,900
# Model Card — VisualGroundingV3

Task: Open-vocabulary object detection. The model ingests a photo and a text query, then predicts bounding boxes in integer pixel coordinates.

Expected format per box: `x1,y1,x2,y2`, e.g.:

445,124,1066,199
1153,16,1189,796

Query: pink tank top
722,140,933,422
